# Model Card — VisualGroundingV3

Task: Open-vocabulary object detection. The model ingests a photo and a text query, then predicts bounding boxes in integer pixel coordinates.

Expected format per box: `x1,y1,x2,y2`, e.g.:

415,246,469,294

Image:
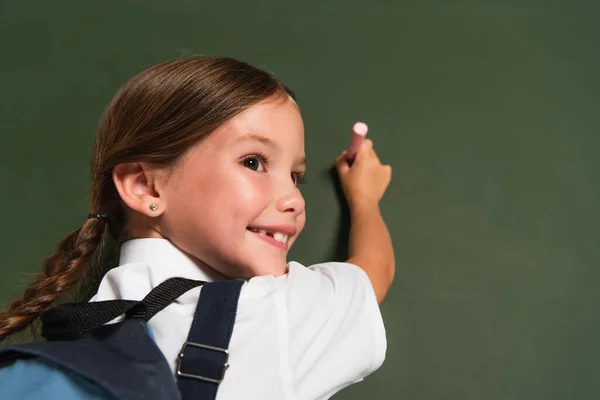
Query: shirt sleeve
284,261,387,399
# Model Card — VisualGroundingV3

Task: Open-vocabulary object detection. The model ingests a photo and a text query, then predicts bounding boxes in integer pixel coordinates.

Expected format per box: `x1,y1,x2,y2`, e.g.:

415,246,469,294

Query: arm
348,204,394,303
335,140,395,303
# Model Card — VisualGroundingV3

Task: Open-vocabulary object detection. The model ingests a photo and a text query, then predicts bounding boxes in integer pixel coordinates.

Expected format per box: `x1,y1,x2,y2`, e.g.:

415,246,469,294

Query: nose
276,188,305,217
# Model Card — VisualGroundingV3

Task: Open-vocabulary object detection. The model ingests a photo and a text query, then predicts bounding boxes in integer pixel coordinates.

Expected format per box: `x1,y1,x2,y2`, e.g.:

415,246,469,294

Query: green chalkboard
1,1,599,399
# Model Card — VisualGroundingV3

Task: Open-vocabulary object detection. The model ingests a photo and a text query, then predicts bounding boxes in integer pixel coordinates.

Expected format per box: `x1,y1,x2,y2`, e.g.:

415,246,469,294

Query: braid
0,219,106,342
1,56,295,341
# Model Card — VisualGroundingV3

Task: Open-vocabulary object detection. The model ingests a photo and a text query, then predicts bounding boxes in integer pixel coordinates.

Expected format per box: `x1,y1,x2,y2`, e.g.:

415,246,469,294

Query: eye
241,154,267,172
292,172,306,186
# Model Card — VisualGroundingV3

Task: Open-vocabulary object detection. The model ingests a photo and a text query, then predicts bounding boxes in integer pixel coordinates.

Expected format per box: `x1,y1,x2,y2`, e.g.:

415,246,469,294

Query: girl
0,56,395,399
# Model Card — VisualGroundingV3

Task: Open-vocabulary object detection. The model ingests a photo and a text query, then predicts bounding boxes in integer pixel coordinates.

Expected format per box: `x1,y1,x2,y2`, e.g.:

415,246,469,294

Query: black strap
41,277,205,340
177,280,244,400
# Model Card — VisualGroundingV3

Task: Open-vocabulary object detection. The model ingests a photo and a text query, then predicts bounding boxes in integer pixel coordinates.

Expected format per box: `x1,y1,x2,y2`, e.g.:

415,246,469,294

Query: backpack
0,277,243,400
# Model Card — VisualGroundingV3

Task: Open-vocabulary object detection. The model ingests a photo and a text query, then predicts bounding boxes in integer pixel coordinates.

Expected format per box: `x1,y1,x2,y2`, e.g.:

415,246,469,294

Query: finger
354,140,373,163
385,164,392,177
383,165,392,183
369,147,380,162
336,150,348,163
335,151,350,174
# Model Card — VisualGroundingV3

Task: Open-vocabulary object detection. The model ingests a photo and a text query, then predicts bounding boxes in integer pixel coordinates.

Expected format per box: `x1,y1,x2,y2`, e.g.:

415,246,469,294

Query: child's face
159,96,306,278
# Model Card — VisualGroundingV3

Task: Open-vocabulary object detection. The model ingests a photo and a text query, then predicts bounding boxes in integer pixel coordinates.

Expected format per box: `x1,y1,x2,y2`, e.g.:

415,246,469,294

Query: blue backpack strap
41,277,205,340
176,280,244,400
1,277,207,400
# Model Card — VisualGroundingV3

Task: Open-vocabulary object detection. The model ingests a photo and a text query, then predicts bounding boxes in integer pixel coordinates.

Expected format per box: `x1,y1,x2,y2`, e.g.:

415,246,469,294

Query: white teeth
249,228,289,244
273,232,289,243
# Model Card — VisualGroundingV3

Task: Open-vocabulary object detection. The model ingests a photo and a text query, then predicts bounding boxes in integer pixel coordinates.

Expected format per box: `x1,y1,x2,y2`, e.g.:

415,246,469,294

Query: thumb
335,151,350,175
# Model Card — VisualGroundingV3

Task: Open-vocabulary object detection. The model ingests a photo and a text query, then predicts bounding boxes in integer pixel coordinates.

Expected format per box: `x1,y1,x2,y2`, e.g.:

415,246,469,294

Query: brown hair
0,56,294,341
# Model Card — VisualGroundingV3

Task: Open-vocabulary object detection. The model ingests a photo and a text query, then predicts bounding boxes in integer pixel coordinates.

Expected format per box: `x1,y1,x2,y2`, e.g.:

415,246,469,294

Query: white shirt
90,238,386,399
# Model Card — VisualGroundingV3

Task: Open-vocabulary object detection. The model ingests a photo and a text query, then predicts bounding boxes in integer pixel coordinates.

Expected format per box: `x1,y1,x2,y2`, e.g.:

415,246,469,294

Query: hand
335,139,392,210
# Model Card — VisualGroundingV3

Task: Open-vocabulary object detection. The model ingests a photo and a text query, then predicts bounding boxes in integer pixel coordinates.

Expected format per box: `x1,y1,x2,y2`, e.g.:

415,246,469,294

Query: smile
248,227,289,243
247,227,291,250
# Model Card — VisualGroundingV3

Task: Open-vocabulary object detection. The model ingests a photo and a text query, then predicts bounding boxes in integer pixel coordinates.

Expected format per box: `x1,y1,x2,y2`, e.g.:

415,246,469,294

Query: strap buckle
176,341,230,383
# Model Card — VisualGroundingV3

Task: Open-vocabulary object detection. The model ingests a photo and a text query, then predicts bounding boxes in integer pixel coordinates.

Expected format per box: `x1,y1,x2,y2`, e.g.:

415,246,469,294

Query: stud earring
149,203,158,212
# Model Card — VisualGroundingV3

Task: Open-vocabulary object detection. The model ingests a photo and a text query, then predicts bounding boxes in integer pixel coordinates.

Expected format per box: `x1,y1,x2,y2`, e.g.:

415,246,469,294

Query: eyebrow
235,133,279,150
235,133,307,168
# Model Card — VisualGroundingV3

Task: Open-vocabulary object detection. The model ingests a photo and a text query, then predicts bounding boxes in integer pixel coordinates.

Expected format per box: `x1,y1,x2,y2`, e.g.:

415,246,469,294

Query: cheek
230,172,271,204
204,171,272,230
288,211,306,247
298,211,306,232
194,166,263,204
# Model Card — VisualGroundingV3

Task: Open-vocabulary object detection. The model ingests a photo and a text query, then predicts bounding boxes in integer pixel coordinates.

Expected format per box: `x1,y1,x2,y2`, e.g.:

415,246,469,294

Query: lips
247,227,289,243
246,225,297,251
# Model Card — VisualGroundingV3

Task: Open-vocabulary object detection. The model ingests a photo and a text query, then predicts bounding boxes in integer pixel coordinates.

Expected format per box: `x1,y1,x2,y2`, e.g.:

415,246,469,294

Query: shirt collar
118,238,225,282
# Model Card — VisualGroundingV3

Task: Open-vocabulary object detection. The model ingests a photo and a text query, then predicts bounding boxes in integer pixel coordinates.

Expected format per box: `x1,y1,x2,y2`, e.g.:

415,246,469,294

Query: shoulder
241,261,375,309
244,261,387,399
289,260,373,287
279,261,376,308
283,260,384,332
90,262,156,302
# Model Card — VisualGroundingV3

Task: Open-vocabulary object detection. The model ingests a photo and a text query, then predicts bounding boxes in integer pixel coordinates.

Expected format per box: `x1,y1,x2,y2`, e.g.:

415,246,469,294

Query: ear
112,162,167,217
